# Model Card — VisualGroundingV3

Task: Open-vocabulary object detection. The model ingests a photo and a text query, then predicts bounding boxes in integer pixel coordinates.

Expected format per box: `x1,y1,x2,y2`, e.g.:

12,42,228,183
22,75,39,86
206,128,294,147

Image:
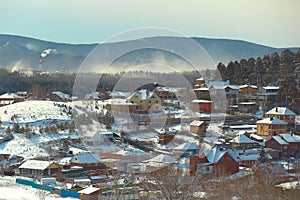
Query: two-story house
265,107,296,128
190,145,239,176
126,89,162,113
256,117,288,136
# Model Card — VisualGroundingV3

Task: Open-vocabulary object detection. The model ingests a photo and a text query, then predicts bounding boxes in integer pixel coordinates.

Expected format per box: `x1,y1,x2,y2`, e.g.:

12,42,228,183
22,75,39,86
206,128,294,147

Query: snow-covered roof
196,77,204,81
230,134,258,144
70,153,102,164
193,88,209,91
0,93,23,99
239,154,260,161
19,160,54,170
256,117,287,125
105,98,135,105
85,92,99,100
239,84,257,89
271,136,289,145
127,89,157,101
230,125,256,129
266,107,296,115
110,91,131,98
250,134,264,141
204,146,239,164
279,134,300,143
275,181,300,190
174,142,198,151
239,153,272,161
51,91,71,101
143,154,176,164
190,120,205,127
155,87,183,92
263,86,279,90
224,85,240,90
239,102,256,105
115,149,145,156
192,99,213,103
78,187,101,194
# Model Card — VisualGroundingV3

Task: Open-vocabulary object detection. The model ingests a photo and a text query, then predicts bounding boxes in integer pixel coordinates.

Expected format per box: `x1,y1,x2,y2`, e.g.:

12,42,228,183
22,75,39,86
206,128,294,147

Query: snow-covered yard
0,176,76,200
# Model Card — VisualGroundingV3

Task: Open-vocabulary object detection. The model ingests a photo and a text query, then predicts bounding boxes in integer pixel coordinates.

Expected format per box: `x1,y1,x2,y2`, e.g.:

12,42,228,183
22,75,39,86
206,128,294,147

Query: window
228,157,232,162
220,157,224,162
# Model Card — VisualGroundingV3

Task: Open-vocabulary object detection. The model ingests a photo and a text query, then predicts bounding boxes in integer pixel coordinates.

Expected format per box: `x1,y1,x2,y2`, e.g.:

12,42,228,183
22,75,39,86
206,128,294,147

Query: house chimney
275,106,278,112
270,117,273,121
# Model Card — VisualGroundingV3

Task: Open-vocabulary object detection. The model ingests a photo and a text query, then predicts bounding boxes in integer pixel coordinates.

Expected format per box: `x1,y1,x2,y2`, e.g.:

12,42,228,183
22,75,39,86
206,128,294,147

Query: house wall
265,138,300,158
265,114,295,127
239,87,257,101
257,123,287,136
190,124,207,135
127,92,162,112
213,153,239,176
240,160,257,168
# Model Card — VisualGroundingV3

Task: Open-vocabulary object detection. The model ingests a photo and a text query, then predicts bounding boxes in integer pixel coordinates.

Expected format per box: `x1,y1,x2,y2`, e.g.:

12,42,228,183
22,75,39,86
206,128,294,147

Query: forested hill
0,34,298,72
216,49,300,110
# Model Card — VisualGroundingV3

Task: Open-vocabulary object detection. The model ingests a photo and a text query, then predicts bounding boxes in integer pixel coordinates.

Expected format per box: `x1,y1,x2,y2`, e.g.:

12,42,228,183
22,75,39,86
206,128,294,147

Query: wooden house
265,107,296,127
78,187,102,200
190,146,239,176
18,160,61,177
256,117,288,136
190,120,207,135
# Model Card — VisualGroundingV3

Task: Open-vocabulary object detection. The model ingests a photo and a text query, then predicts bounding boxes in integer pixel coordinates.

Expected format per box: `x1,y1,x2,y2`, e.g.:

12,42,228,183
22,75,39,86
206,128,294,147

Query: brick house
265,133,300,158
190,146,239,176
256,117,288,136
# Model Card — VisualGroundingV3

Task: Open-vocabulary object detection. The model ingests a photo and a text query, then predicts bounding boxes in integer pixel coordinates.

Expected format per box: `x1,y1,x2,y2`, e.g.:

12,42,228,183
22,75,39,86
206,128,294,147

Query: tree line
217,49,300,110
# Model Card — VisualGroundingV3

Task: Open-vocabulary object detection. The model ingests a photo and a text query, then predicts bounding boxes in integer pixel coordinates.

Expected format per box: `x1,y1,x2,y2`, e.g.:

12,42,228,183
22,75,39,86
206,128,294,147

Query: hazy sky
1,0,299,47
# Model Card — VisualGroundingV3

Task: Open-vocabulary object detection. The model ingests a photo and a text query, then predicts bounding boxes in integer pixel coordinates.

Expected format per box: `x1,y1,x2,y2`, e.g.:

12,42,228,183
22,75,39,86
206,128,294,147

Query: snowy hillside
0,100,72,125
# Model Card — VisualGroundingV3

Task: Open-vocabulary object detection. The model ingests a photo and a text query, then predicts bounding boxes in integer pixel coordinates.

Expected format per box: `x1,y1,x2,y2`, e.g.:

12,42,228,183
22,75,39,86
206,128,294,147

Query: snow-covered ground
0,176,76,200
0,100,71,125
0,100,77,159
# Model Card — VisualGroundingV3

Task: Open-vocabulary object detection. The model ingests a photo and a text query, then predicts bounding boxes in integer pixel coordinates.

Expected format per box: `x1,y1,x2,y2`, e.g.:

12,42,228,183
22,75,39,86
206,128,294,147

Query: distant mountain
0,34,298,72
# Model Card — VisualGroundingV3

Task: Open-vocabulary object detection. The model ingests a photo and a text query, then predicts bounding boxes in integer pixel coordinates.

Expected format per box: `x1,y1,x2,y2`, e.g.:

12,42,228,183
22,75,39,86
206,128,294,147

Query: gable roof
0,93,23,99
224,85,240,90
174,142,198,151
70,153,102,164
239,84,257,89
230,134,258,144
78,187,101,194
266,107,296,115
143,154,176,164
190,120,206,127
51,91,71,101
256,117,288,125
270,136,289,145
204,146,239,164
279,134,300,143
19,160,54,170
